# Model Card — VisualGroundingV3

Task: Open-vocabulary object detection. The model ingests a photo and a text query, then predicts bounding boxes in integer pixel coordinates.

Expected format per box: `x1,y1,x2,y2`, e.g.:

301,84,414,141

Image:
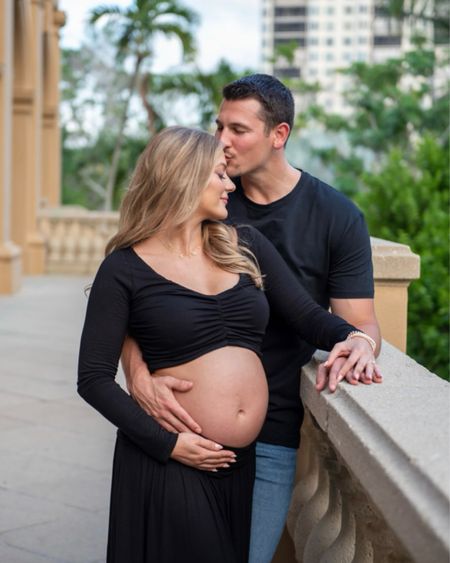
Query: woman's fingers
354,356,373,383
324,342,349,367
373,363,383,383
317,342,382,394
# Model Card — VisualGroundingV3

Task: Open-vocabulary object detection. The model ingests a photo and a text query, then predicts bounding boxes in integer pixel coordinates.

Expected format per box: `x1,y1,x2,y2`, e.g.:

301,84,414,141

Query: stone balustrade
285,342,450,563
38,206,119,274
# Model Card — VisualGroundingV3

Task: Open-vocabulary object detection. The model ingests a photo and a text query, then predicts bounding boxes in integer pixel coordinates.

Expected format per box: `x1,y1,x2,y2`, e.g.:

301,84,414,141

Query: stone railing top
370,236,420,280
39,205,119,221
301,343,449,563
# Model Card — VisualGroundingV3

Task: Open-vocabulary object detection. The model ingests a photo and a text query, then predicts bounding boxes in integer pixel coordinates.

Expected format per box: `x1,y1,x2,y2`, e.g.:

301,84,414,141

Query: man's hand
128,368,202,434
316,338,382,393
121,336,201,433
170,433,237,471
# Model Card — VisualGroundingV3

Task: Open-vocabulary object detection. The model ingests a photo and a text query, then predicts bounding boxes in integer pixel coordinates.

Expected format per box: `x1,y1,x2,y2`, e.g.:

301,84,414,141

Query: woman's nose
226,177,236,192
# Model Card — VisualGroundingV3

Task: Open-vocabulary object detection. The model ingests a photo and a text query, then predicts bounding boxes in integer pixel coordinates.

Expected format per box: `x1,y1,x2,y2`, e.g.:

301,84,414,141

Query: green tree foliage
61,39,149,210
360,136,449,379
62,130,147,210
299,39,449,379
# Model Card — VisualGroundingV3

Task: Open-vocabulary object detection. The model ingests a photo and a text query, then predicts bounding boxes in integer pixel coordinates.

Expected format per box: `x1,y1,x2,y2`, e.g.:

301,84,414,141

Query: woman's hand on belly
170,432,237,471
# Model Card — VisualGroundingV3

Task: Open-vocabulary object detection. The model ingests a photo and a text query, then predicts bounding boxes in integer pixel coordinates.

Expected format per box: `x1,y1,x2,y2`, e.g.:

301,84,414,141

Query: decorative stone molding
371,237,420,280
53,10,66,29
286,342,450,563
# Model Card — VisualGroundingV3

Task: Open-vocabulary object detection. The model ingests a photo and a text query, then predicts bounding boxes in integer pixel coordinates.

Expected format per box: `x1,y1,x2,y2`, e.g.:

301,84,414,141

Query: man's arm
121,336,202,434
330,297,381,355
316,297,382,392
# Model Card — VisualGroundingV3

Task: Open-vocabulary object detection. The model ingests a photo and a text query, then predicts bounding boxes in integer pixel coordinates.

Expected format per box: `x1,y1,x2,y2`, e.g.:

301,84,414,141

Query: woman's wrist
346,330,376,352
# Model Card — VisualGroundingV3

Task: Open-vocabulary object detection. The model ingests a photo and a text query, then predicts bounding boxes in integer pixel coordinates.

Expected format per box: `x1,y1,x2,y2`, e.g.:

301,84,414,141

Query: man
123,74,381,562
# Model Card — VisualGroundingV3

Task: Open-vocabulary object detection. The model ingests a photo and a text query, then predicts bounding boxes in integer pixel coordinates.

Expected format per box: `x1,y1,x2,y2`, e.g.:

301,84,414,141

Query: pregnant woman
77,126,376,563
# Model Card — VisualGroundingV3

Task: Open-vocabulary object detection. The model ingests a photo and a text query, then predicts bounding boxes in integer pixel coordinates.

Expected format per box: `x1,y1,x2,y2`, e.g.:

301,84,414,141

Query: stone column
41,0,65,207
11,0,46,274
0,0,22,293
371,237,420,352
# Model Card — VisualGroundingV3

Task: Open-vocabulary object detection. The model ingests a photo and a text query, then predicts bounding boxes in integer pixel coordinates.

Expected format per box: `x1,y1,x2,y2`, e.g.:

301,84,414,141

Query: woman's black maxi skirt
107,431,256,563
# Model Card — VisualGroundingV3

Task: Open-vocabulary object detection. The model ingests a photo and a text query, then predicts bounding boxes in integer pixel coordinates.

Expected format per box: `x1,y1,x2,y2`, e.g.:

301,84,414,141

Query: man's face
215,98,274,177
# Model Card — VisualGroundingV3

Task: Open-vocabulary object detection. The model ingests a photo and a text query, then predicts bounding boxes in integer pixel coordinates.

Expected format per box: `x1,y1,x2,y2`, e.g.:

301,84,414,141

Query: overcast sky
58,0,262,72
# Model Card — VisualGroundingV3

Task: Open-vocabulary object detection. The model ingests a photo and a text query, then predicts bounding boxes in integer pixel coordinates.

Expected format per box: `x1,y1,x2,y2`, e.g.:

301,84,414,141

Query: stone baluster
322,464,361,563
78,220,93,273
304,457,343,563
50,217,65,270
321,492,357,563
291,424,332,561
62,219,78,268
289,413,416,563
287,413,319,539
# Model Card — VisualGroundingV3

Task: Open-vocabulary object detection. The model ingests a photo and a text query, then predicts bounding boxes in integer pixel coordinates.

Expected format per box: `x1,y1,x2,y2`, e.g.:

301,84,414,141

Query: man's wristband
346,331,376,352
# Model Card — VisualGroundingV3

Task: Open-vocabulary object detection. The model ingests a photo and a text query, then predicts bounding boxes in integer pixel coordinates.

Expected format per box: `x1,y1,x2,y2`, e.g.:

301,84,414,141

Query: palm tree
89,0,198,210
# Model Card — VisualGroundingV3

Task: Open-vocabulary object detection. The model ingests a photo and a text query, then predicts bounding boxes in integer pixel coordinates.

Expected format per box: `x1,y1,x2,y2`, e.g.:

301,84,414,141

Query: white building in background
261,0,443,113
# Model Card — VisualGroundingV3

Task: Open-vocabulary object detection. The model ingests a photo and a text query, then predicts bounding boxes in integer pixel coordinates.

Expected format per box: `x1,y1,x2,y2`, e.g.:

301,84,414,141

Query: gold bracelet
346,331,376,352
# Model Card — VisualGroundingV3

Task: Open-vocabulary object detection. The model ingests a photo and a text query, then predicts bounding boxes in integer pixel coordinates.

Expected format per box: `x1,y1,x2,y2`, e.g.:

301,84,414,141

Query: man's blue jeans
248,441,298,563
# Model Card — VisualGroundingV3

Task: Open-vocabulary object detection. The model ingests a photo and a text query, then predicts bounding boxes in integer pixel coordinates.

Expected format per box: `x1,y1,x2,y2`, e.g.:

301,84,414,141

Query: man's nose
217,128,231,147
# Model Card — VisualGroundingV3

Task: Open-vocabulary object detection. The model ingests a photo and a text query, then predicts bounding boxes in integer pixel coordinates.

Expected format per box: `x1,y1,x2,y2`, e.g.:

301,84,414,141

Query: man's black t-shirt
227,171,374,449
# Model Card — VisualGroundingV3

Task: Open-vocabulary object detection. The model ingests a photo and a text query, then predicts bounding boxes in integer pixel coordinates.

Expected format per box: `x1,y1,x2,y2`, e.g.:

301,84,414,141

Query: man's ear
272,122,290,149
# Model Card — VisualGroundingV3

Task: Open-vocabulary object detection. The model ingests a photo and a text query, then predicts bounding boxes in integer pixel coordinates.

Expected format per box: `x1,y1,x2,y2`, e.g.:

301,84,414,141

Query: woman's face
195,150,235,221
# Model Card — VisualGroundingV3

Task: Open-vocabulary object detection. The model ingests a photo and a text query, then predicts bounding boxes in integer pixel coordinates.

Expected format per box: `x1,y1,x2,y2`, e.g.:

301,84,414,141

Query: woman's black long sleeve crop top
77,225,357,462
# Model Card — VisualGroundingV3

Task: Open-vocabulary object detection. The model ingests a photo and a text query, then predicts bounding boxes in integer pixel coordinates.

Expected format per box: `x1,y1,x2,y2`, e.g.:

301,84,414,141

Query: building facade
262,0,442,112
0,0,64,293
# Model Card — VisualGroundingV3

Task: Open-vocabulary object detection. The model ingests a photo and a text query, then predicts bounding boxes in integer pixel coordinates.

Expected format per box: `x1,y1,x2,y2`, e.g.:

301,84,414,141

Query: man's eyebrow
215,119,250,129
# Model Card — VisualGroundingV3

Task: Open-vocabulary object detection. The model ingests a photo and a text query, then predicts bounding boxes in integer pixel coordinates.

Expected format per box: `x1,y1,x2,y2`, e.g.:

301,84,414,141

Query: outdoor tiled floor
0,276,122,562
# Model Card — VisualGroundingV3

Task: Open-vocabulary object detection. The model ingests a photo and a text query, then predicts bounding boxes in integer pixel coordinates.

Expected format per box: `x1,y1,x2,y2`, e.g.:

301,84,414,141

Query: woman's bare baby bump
156,347,269,447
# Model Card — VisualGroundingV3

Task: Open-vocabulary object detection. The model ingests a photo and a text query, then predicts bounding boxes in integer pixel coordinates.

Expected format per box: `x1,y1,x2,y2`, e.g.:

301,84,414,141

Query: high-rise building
262,0,444,112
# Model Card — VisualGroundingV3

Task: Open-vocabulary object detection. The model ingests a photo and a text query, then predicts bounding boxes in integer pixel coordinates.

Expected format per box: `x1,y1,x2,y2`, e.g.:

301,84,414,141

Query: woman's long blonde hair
106,126,263,287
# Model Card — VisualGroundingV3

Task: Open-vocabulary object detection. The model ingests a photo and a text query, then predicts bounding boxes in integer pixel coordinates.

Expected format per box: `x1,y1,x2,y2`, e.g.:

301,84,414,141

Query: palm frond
153,22,196,57
117,23,136,52
153,1,199,26
89,4,124,24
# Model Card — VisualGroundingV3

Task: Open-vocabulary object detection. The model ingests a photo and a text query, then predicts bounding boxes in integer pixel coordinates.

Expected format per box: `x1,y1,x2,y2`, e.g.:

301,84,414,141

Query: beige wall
0,0,64,293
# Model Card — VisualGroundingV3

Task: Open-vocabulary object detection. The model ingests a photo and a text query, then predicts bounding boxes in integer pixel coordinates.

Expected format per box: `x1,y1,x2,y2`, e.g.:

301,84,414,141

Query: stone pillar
0,0,22,293
371,237,420,352
41,1,65,207
11,0,46,274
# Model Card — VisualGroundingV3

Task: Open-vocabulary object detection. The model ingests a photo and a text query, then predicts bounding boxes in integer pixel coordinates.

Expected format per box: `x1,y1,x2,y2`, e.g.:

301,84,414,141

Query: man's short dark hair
222,74,295,133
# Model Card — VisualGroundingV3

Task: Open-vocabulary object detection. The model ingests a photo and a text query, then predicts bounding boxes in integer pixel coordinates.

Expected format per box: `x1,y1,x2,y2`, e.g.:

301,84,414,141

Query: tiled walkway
0,276,121,562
